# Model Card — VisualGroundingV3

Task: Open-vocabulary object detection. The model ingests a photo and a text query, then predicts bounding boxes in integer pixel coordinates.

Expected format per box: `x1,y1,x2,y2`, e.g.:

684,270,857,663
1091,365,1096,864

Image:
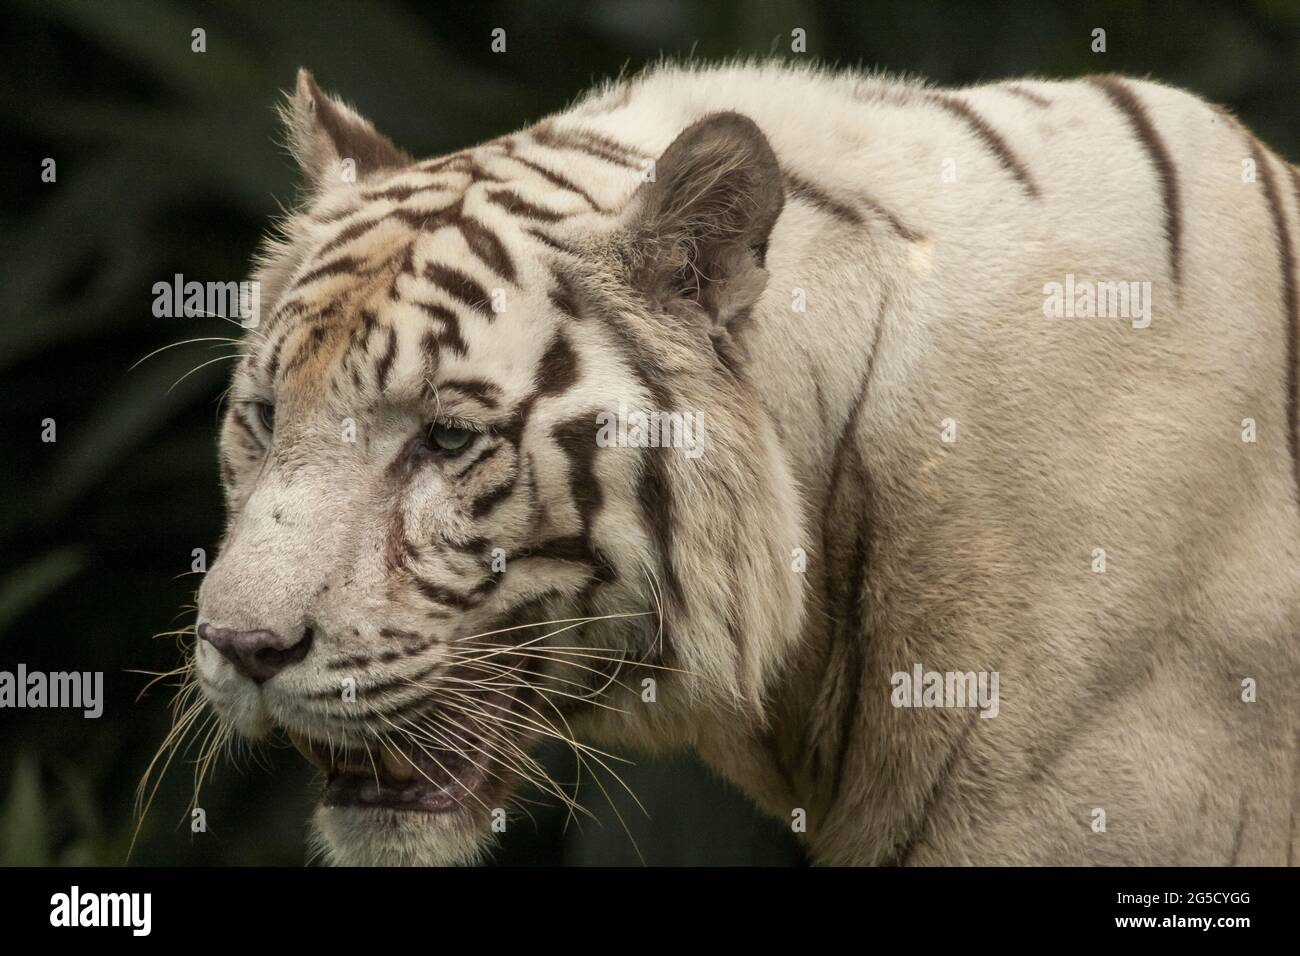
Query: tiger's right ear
283,68,410,190
621,112,784,345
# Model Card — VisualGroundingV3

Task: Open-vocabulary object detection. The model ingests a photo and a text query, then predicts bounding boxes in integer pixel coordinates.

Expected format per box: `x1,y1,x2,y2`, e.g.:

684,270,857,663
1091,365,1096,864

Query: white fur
196,62,1300,866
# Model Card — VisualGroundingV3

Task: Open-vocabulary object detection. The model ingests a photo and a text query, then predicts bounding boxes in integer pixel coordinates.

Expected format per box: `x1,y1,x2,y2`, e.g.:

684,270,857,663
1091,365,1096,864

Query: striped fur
195,62,1300,866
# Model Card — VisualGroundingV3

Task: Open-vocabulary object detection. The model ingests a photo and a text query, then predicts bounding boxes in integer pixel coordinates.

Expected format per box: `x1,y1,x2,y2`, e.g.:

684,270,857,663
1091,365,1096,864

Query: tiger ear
623,112,784,342
284,68,410,190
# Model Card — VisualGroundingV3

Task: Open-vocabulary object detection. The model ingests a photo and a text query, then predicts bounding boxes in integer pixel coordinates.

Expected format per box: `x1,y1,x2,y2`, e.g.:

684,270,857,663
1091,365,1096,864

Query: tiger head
192,70,804,865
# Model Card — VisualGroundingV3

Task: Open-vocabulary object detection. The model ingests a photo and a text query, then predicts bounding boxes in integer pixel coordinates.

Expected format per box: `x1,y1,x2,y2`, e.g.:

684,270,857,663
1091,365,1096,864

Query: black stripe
784,170,919,242
530,123,643,170
827,525,869,807
414,576,494,611
597,311,686,629
859,194,922,242
1086,75,1183,291
412,300,467,362
281,324,329,374
470,472,518,519
927,92,1041,198
363,181,454,203
451,442,502,479
317,215,388,255
1250,138,1300,509
535,333,580,398
580,84,633,116
501,150,608,212
1228,795,1248,865
551,417,604,537
821,301,889,808
1000,83,1052,107
487,189,567,222
439,377,502,408
310,203,360,225
525,227,580,255
782,170,862,224
457,217,516,283
424,263,493,317
638,451,687,614
383,504,413,571
389,199,464,234
373,325,398,392
414,152,470,174
549,270,583,319
229,407,261,447
294,255,371,287
892,714,978,865
264,327,291,380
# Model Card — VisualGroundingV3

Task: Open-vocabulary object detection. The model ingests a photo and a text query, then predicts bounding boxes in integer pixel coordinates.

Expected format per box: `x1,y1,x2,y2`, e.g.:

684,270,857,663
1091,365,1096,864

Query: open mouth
291,733,492,814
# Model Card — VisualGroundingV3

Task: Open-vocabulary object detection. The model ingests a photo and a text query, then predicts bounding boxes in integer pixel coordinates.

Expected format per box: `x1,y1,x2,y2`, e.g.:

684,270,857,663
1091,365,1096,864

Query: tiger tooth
382,746,415,781
337,751,372,775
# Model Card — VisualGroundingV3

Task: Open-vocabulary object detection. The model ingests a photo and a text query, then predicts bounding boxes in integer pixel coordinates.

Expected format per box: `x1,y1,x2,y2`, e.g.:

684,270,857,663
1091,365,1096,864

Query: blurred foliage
0,0,1295,865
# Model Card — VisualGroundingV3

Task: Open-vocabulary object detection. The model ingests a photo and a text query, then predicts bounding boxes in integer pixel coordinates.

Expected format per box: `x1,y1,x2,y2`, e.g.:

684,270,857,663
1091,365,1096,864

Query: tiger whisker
503,680,647,861
130,675,206,860
129,337,242,372
437,690,611,831
504,685,649,819
438,686,633,771
453,643,686,674
445,670,631,716
397,711,588,820
166,352,245,394
372,713,495,816
440,657,634,709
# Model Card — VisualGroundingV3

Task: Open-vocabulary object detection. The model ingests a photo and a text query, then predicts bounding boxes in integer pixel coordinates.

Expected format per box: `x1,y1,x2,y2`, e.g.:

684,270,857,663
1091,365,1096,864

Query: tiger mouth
291,733,494,814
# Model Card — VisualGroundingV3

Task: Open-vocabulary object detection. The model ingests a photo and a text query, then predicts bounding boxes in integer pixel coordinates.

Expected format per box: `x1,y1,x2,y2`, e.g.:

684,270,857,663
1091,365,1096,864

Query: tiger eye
256,401,276,433
428,423,473,452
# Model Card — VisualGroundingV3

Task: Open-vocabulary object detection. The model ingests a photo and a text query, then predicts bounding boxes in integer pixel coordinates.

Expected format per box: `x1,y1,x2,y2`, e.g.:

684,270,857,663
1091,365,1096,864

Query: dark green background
1,0,1296,865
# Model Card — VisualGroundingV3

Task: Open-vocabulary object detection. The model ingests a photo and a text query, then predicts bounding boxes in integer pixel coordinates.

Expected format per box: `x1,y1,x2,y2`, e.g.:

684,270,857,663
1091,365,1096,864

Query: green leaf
0,548,85,637
0,751,50,866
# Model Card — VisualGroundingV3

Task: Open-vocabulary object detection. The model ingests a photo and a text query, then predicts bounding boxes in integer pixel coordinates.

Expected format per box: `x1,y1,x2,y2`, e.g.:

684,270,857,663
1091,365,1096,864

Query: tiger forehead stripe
423,262,492,317
497,139,611,212
373,325,399,393
528,120,647,170
485,188,567,222
455,217,516,283
437,377,503,409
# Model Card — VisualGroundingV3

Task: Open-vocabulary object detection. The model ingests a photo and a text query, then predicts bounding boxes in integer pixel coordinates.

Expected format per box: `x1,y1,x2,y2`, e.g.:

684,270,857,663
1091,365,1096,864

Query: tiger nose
198,623,314,684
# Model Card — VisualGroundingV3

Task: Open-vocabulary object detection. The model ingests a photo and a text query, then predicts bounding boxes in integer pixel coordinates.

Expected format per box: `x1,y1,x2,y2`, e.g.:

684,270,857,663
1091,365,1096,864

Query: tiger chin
188,62,1300,867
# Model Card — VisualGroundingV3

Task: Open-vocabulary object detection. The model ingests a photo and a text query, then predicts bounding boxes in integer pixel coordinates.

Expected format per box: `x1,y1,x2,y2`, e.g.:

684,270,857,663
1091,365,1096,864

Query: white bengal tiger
188,62,1300,866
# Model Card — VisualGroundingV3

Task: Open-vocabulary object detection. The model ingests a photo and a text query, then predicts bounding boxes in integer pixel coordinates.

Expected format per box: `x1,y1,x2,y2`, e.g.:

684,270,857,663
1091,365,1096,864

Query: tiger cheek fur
193,69,804,866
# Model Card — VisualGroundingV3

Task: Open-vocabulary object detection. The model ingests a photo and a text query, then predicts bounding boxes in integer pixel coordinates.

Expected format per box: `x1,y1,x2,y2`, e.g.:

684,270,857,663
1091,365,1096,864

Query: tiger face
192,70,803,865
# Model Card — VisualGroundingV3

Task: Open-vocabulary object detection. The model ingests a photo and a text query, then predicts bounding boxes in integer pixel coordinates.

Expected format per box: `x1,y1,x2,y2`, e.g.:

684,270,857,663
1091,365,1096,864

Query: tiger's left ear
284,68,410,190
622,112,784,349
